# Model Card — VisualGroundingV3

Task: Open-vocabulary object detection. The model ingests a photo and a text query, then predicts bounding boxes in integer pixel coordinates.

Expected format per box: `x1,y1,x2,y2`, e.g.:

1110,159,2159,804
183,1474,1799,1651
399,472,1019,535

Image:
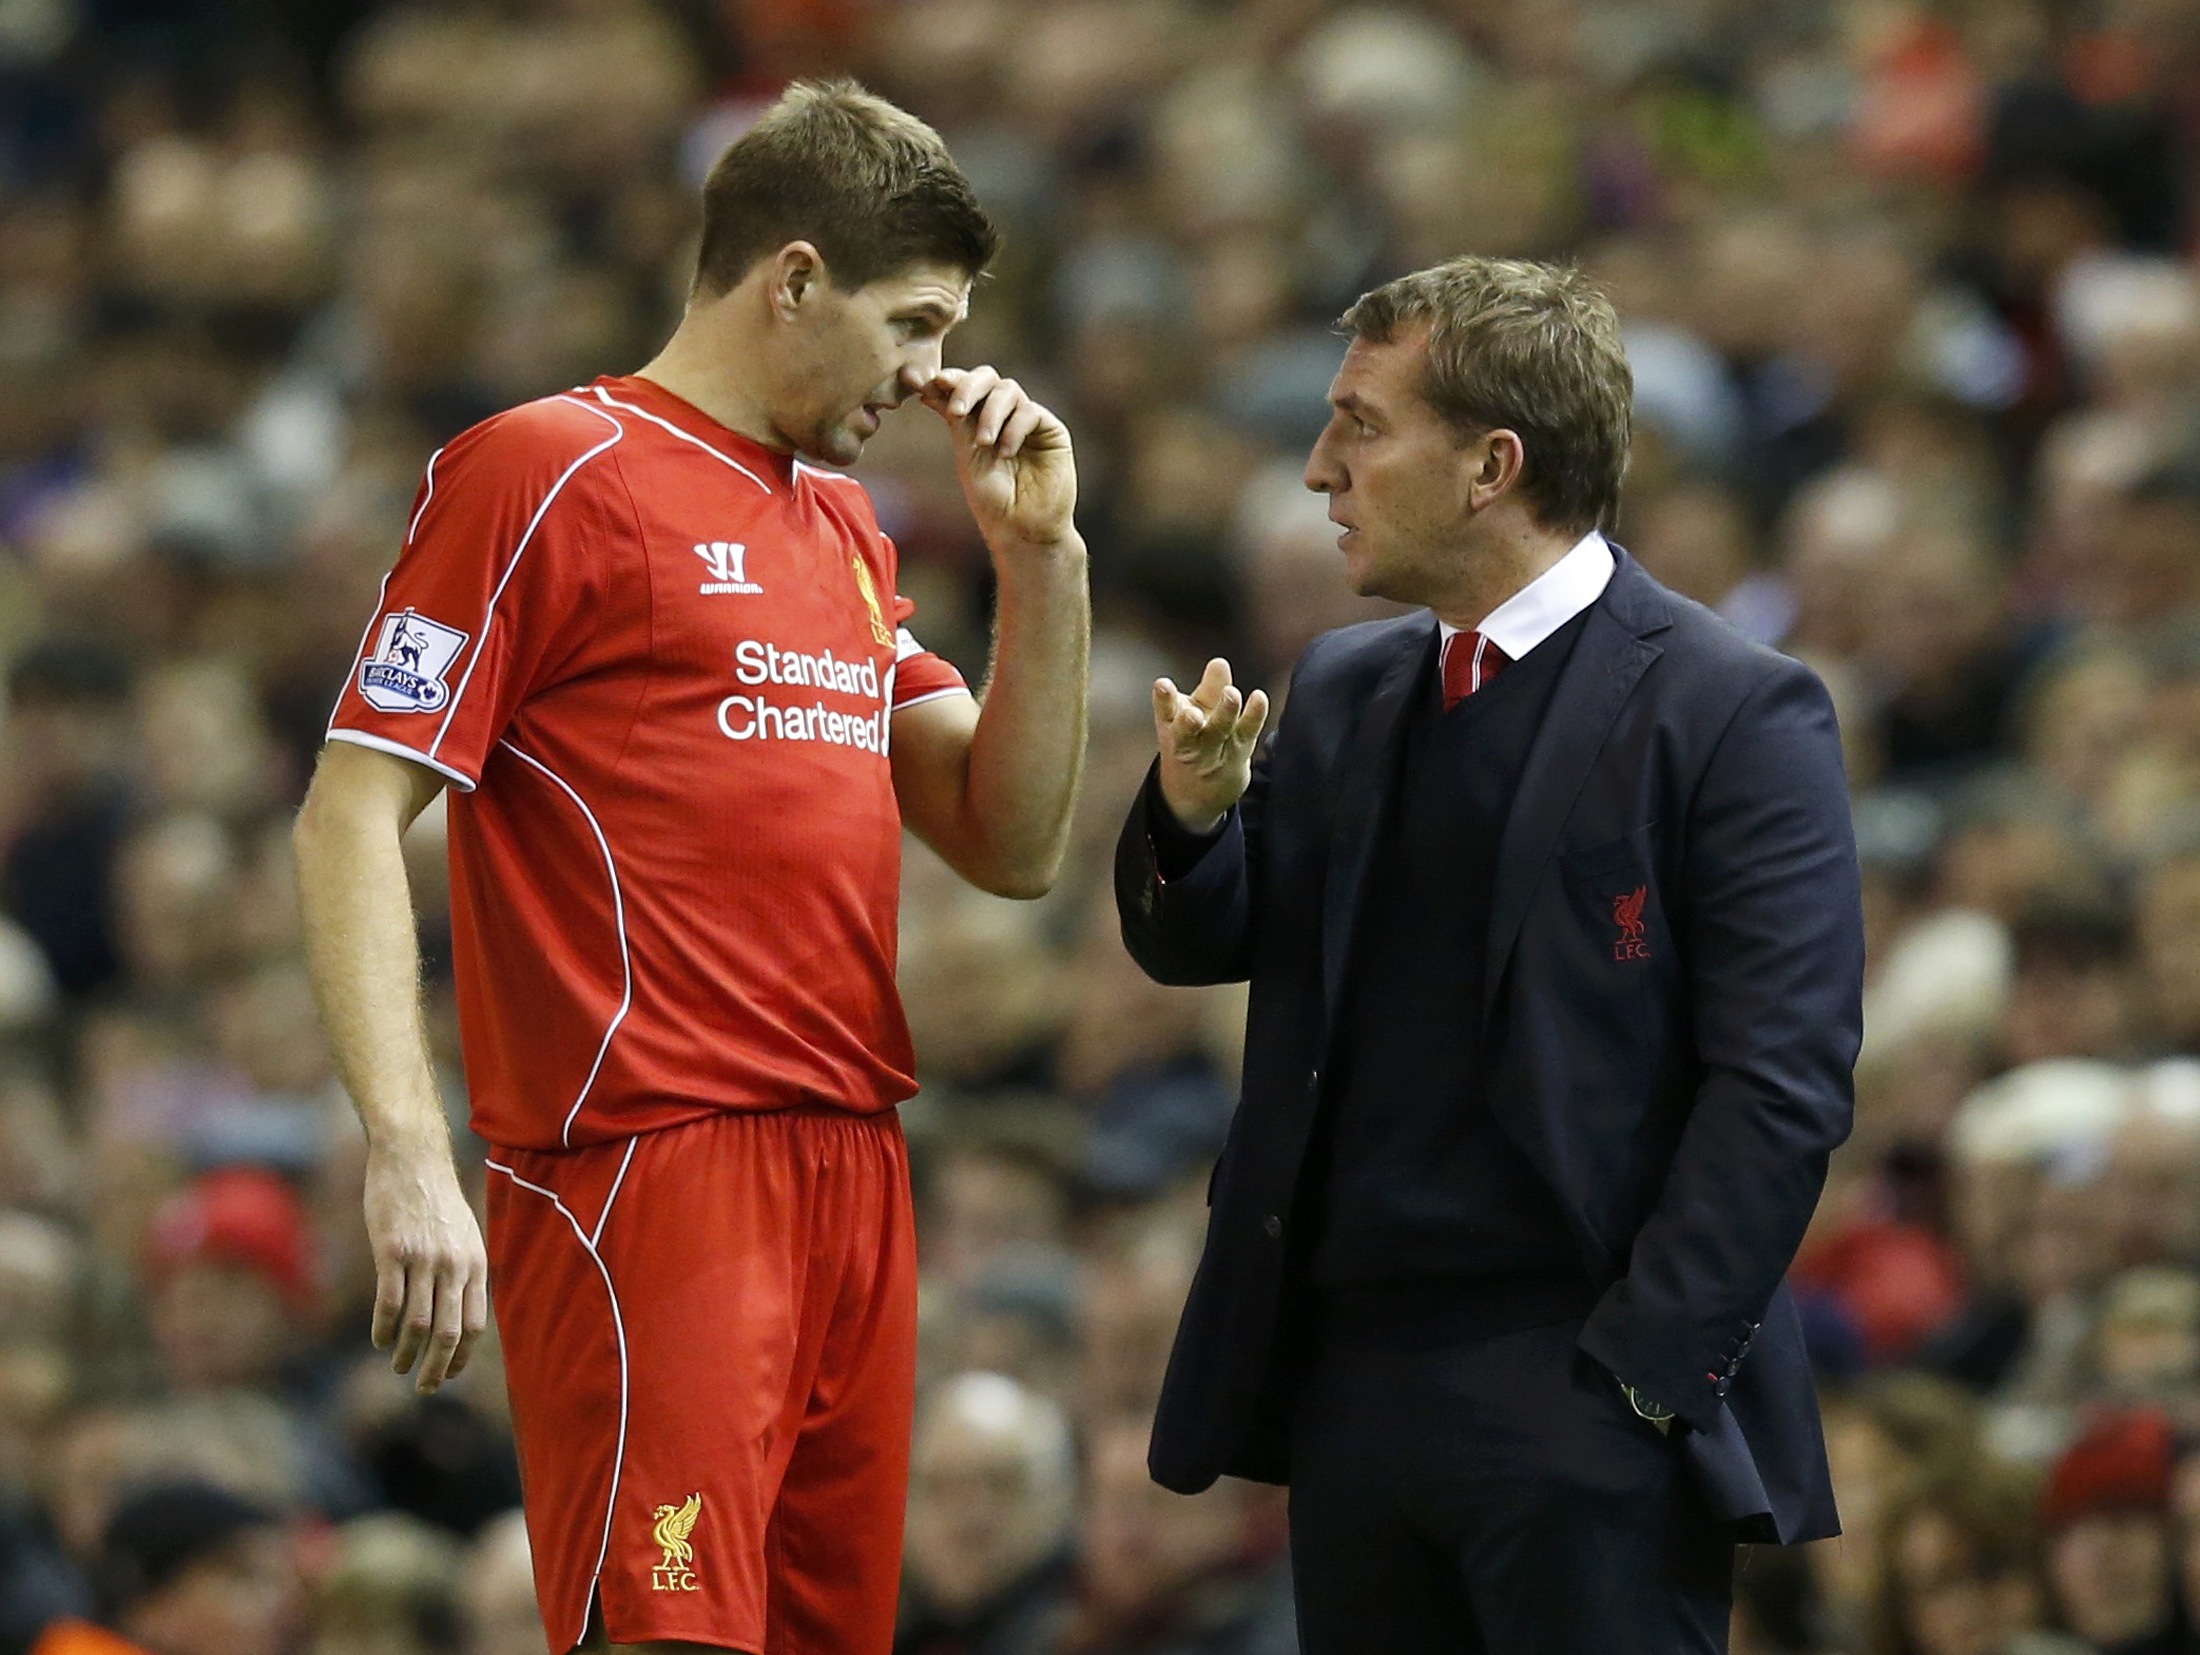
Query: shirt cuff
1144,766,1227,882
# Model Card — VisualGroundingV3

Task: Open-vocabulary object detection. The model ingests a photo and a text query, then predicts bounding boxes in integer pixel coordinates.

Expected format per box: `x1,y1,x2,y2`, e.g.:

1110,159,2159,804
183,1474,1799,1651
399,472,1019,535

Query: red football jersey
328,375,970,1150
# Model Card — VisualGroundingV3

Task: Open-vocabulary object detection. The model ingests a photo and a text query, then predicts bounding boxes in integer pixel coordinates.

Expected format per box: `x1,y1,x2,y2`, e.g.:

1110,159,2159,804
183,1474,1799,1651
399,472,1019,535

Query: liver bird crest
652,1493,703,1567
1613,885,1647,942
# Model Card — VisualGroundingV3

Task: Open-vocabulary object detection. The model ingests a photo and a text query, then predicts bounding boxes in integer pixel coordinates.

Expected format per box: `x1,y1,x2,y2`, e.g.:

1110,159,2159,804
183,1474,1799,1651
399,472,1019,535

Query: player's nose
886,363,928,407
904,341,946,389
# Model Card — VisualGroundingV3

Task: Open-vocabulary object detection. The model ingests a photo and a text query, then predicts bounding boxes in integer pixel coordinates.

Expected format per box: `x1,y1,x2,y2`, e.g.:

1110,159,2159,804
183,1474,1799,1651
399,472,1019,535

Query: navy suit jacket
1114,552,1864,1545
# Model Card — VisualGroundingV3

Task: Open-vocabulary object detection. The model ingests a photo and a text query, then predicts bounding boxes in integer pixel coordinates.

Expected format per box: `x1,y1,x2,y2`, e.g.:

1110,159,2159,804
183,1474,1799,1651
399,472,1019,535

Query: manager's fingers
1188,658,1234,712
1236,688,1271,745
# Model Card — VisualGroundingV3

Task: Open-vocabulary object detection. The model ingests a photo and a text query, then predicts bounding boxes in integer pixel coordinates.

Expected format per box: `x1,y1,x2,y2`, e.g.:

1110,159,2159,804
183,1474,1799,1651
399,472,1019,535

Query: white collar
1436,531,1615,662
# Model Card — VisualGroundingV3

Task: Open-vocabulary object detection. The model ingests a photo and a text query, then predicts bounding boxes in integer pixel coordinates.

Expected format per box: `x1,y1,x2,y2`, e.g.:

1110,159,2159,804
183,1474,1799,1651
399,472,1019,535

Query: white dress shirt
1435,530,1616,671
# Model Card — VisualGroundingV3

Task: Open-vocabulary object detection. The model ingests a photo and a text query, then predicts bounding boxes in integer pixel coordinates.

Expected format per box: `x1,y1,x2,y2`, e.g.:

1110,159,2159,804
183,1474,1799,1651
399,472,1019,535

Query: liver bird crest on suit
1612,885,1650,960
1613,885,1646,941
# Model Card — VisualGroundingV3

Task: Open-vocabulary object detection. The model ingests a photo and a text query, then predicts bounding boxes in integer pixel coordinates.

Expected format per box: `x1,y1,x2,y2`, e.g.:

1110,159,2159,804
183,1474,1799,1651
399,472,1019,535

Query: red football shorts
485,1107,917,1654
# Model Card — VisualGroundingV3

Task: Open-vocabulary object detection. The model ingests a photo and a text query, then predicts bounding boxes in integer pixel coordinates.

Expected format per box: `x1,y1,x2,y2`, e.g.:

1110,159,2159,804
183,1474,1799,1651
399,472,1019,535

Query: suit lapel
1320,619,1436,1024
1482,556,1670,1024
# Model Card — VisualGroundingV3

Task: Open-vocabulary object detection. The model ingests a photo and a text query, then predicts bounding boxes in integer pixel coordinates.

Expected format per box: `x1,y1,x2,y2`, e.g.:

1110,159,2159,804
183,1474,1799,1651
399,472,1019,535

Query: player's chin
808,423,867,468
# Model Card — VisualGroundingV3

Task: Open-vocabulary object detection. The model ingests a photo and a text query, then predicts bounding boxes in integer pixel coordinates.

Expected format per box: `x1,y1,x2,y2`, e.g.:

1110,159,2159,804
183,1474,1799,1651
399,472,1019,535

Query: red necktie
1442,631,1509,710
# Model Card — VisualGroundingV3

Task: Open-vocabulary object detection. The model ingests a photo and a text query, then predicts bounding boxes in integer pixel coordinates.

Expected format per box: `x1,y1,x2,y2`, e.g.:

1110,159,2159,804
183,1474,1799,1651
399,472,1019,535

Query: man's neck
1428,519,1583,633
634,304,791,453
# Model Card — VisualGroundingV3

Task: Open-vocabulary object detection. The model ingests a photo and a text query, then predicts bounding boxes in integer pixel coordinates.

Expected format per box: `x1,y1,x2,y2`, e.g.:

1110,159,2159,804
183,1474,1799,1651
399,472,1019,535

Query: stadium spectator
1872,1464,2081,1655
897,1372,1075,1655
1047,1419,1293,1655
2037,1410,2194,1655
305,1514,460,1655
30,1482,301,1655
457,1511,536,1655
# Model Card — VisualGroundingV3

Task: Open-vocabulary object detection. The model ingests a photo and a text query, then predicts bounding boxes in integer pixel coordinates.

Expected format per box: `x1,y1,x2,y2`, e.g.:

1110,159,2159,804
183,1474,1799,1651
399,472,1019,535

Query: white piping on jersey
324,728,478,792
887,626,974,713
485,1154,632,1650
328,450,446,745
429,401,625,762
328,570,394,742
495,738,632,1148
586,386,775,496
793,458,860,487
404,445,445,543
894,685,973,713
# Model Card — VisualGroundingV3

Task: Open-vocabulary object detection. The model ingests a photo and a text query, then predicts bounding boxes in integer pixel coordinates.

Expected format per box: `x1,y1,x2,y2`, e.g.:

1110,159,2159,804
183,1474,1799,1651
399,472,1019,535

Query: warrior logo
650,1493,702,1592
850,554,894,648
694,541,762,595
359,609,469,714
1612,886,1650,962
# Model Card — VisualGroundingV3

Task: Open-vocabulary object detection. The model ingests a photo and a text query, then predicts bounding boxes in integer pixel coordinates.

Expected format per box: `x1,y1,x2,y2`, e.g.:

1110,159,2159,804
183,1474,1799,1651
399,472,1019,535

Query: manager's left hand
924,366,1078,556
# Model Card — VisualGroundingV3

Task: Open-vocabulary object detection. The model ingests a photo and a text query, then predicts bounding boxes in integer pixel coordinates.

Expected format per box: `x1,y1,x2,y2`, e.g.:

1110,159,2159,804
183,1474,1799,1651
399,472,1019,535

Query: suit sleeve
1113,732,1274,988
1577,656,1863,1435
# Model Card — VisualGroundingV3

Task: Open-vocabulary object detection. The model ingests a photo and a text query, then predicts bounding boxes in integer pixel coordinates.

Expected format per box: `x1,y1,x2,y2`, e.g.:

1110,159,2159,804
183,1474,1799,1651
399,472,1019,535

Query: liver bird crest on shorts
651,1493,704,1591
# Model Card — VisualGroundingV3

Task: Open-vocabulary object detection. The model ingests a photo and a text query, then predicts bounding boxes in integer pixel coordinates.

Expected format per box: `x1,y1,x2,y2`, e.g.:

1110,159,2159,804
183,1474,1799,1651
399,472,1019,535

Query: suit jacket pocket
1549,823,1668,1061
1558,821,1660,884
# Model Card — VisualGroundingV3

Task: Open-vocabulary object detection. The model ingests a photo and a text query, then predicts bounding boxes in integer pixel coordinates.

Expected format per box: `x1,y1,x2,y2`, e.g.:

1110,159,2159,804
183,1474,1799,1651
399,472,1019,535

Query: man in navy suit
1114,256,1864,1653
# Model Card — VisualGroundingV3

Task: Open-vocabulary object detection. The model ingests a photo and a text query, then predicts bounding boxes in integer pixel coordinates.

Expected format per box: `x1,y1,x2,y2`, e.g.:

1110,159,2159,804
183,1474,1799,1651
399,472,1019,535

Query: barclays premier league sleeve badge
360,608,470,713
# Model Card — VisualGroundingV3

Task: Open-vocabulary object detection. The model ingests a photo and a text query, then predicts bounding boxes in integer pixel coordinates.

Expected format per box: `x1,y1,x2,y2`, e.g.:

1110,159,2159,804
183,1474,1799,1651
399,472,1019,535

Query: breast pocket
1558,823,1666,973
1548,824,1673,1156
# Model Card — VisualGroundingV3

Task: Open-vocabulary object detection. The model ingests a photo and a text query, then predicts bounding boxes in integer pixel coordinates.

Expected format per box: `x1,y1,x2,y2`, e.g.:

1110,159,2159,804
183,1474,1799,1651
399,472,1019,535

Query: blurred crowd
4,0,2200,1651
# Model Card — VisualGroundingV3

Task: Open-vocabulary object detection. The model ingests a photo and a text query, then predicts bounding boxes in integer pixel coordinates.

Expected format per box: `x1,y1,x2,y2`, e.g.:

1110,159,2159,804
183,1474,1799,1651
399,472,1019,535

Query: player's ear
769,242,827,320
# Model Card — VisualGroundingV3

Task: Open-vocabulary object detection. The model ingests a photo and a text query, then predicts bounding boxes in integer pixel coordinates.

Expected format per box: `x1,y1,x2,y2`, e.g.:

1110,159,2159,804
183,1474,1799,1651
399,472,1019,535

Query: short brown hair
1341,257,1633,534
693,80,999,297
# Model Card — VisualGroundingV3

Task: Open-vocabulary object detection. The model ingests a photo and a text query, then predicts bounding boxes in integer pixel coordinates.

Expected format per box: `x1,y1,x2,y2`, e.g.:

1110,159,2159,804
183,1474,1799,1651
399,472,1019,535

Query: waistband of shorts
1311,1272,1600,1349
498,1098,902,1158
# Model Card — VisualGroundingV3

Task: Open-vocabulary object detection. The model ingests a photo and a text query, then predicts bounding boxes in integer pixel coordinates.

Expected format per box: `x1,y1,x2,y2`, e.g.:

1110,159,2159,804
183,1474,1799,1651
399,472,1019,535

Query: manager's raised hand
1153,658,1269,833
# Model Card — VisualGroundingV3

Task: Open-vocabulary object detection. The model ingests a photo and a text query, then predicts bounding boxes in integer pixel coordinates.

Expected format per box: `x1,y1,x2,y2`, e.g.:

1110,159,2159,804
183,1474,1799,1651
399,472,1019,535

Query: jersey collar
592,374,800,489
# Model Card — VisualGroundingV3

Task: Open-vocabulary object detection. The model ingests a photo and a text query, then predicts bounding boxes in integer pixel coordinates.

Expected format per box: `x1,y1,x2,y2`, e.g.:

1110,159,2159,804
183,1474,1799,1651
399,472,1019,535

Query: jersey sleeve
889,592,971,711
326,402,628,788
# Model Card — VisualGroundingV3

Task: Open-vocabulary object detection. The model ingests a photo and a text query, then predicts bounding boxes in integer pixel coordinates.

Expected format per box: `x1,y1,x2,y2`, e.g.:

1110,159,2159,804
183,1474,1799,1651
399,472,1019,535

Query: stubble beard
806,414,866,468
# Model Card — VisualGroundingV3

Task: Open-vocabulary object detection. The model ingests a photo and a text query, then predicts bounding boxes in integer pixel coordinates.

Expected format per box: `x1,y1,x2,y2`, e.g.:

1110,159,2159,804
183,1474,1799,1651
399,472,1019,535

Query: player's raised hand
922,366,1077,556
1154,658,1269,834
363,1140,489,1394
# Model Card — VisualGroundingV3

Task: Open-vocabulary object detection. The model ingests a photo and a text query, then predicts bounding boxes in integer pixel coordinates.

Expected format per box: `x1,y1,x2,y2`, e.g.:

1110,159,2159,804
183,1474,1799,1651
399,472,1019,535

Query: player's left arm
892,366,1089,900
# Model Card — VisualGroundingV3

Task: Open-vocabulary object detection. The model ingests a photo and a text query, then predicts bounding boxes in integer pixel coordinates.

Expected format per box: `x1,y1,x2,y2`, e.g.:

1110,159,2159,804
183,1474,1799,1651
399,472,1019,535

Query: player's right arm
300,400,613,1392
294,740,488,1394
